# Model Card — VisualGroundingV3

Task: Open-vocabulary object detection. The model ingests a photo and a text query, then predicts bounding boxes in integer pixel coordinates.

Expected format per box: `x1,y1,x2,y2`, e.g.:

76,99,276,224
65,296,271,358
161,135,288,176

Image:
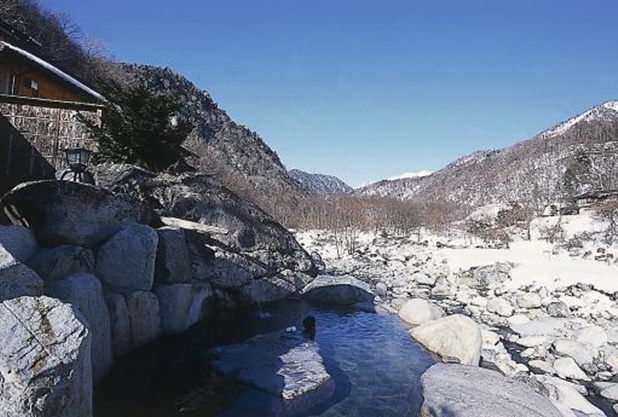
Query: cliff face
111,64,308,221
289,169,353,194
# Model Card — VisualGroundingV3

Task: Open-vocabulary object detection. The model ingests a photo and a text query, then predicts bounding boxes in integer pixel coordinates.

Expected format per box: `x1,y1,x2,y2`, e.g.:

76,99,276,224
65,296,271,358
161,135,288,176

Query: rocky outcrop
420,363,563,417
411,314,482,366
95,223,158,291
45,273,113,382
94,164,317,306
0,180,155,247
154,227,193,283
0,296,92,417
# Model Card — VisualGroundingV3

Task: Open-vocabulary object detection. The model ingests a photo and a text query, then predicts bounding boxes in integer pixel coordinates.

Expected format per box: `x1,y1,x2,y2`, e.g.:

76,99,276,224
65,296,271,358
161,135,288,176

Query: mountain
387,170,433,181
110,64,308,220
358,100,618,210
289,169,353,194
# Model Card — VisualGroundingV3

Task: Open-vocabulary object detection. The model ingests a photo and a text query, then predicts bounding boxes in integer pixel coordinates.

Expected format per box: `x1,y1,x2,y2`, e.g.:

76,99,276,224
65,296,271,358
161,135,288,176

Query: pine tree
83,80,193,171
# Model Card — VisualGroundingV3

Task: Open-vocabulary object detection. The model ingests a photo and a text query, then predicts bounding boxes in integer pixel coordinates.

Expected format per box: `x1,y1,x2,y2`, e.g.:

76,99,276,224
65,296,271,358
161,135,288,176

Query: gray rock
310,251,326,273
547,301,570,318
575,325,607,349
420,363,562,417
193,248,266,288
538,375,605,417
154,283,211,334
154,227,193,284
459,263,514,290
600,383,618,401
0,180,153,247
0,245,43,302
124,290,161,348
96,223,158,291
209,328,333,401
0,296,92,417
510,318,572,338
0,225,36,262
398,298,444,326
412,271,436,286
411,314,482,366
104,293,131,357
46,273,113,382
301,275,374,305
240,275,298,304
27,245,94,283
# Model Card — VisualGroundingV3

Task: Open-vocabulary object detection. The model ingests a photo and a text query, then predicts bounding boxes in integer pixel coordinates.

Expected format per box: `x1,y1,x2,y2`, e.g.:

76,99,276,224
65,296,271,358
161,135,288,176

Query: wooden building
0,20,104,194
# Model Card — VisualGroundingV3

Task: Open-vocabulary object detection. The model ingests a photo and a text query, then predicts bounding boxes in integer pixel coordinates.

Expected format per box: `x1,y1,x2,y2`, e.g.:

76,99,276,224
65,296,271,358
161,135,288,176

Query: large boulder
420,363,562,417
95,223,158,291
0,296,92,417
46,273,113,382
154,227,193,284
0,225,36,262
552,339,596,367
0,180,154,247
459,263,514,290
154,283,211,334
398,298,444,326
93,166,316,277
27,245,95,283
240,275,299,304
124,290,161,348
410,314,482,366
104,293,132,357
301,275,374,305
0,245,43,302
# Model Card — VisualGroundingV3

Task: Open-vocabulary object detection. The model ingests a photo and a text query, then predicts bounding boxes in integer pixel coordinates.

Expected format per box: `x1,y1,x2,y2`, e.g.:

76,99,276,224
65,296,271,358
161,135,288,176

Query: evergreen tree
84,80,193,171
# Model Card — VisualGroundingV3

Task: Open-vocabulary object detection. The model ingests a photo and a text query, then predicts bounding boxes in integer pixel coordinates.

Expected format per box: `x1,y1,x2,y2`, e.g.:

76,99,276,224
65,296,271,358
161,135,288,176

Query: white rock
553,357,590,381
398,298,444,326
516,336,549,348
575,325,607,349
411,314,482,366
0,296,92,417
599,383,618,401
487,297,514,317
95,223,158,291
517,292,542,309
529,359,555,374
538,375,605,417
553,338,596,366
375,282,388,297
46,273,113,382
481,329,501,346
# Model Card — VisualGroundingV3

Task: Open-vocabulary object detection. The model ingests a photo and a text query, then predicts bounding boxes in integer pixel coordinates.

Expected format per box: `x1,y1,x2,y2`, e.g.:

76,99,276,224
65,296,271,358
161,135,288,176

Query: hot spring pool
94,300,435,417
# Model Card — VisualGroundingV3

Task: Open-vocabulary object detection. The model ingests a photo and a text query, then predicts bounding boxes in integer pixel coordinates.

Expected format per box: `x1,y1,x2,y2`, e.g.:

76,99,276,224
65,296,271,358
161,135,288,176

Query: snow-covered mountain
358,100,618,209
289,169,353,194
387,170,433,181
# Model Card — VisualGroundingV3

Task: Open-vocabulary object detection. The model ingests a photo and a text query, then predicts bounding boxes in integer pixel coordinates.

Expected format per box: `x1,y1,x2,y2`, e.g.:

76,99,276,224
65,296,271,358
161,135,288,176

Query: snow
0,41,105,101
387,170,433,181
542,100,618,139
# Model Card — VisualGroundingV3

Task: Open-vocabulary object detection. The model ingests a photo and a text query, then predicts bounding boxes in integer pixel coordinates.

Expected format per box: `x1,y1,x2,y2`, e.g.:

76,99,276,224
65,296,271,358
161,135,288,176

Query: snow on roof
0,40,105,101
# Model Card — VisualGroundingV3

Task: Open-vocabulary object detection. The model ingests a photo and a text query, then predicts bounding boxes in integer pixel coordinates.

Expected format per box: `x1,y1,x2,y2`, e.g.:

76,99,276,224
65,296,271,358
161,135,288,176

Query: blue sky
46,0,618,186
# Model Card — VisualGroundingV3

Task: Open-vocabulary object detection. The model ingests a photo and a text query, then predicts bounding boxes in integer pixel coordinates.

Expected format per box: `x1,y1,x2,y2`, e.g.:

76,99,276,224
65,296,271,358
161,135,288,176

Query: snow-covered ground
294,210,618,417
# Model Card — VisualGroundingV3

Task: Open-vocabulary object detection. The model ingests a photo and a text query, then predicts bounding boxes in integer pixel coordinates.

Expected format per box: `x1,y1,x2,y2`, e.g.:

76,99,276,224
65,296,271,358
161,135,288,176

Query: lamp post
60,147,95,184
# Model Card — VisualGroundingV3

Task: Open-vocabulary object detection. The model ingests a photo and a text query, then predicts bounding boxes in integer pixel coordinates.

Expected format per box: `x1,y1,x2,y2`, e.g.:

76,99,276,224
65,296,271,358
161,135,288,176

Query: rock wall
0,178,318,416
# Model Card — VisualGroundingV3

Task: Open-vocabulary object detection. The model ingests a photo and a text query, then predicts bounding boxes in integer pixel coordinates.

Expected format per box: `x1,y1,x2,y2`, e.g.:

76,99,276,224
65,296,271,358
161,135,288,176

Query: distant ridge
289,169,353,194
357,100,618,209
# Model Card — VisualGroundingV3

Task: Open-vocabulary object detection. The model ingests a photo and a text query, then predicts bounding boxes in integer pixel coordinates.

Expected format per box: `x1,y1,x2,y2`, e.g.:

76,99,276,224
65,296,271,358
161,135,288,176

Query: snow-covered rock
553,357,590,381
398,298,444,326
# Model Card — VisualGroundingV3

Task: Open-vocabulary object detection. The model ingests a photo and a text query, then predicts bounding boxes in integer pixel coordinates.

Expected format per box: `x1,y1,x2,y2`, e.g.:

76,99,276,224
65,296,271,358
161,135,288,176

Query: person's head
303,315,316,339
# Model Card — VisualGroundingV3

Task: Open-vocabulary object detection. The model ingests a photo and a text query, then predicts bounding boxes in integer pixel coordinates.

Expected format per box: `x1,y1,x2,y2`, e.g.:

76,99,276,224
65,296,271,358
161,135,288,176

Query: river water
94,299,435,417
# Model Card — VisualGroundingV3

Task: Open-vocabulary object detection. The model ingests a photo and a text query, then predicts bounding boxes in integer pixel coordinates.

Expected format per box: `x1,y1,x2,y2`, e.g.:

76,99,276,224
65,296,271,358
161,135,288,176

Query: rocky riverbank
297,225,618,417
0,172,318,417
